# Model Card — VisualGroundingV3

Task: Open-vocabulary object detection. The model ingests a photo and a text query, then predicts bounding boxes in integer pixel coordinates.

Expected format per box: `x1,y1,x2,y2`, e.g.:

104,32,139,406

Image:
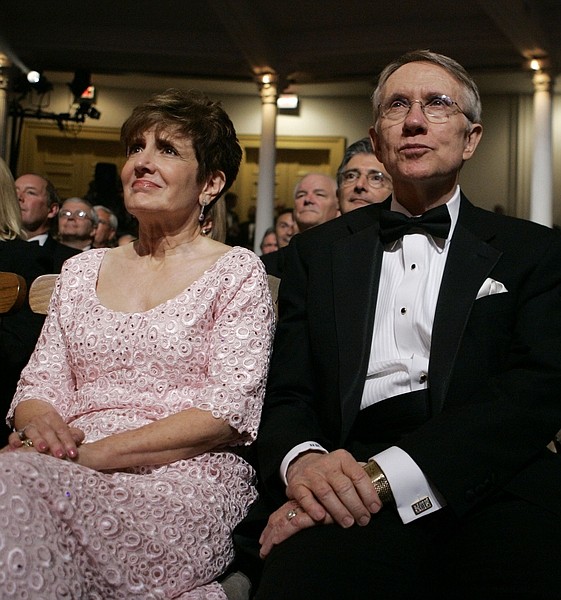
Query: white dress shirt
26,233,49,246
281,187,462,524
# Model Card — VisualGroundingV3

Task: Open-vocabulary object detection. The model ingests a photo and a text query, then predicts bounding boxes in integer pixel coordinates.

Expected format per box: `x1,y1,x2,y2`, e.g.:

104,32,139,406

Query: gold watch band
363,460,395,506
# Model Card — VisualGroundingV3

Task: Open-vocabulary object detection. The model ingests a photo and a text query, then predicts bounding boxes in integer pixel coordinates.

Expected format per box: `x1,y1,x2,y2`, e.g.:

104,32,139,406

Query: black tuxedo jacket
42,235,81,272
256,194,561,519
0,239,51,444
260,247,287,278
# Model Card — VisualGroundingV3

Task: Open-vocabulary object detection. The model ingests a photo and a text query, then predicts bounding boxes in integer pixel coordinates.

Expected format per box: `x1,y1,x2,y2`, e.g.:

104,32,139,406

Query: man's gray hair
62,197,99,225
93,205,118,230
336,138,376,188
371,49,482,130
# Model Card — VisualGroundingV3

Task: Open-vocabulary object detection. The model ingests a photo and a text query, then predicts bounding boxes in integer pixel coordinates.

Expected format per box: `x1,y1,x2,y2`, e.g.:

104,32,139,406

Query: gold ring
21,438,34,448
286,508,298,521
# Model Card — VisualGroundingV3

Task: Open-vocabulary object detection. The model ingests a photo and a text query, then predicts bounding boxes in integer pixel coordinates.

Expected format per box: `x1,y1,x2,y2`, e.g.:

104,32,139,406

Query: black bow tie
379,204,451,244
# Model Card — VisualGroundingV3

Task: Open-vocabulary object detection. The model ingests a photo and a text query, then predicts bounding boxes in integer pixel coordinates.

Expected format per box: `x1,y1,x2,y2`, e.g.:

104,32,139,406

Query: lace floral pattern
3,247,274,598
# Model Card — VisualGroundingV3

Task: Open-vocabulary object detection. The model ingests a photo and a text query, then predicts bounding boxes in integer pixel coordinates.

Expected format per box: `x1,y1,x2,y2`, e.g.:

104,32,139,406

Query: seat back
0,271,27,315
29,274,58,315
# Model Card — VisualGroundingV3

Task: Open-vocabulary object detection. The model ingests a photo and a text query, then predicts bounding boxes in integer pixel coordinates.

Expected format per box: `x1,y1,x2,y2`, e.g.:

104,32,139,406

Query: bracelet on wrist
363,460,395,506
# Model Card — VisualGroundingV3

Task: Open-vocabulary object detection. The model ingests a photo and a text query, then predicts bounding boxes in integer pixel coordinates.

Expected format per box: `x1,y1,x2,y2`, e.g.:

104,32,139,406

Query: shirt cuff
374,446,447,524
280,441,328,485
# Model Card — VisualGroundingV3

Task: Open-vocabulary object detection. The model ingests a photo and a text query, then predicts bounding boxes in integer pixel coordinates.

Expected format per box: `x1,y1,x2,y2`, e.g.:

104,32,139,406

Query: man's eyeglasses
340,169,390,189
379,95,468,124
59,209,92,220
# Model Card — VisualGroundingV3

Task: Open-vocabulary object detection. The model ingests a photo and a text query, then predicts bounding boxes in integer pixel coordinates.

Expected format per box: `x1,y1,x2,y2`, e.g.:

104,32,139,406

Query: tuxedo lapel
429,200,502,415
332,219,385,441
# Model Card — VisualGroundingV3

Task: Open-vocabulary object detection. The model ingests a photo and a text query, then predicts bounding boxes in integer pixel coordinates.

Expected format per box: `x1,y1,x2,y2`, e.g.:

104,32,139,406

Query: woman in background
0,157,51,446
2,89,274,599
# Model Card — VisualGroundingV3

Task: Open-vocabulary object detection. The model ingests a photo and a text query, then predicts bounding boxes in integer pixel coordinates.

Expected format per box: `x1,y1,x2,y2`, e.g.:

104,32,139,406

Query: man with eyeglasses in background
92,205,118,248
58,197,98,251
336,137,392,214
252,50,561,599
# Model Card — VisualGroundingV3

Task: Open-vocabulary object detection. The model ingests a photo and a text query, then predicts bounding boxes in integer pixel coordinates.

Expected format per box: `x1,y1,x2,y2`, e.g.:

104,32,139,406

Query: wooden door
18,123,345,222
231,135,345,221
18,122,126,199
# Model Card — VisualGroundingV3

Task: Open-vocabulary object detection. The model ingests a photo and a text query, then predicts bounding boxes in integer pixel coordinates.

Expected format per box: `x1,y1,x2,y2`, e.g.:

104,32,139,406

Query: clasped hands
259,449,382,558
4,409,85,460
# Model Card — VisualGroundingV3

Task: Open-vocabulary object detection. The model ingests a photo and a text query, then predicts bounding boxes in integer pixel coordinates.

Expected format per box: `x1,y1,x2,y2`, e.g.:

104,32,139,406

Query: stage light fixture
26,70,40,84
68,69,91,99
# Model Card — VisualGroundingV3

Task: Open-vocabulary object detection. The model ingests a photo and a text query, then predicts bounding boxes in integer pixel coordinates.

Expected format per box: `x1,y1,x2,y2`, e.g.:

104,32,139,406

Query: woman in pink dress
1,89,274,599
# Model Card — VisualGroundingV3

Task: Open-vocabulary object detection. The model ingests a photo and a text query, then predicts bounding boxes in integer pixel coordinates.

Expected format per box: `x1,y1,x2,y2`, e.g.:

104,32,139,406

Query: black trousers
254,492,561,599
251,391,561,598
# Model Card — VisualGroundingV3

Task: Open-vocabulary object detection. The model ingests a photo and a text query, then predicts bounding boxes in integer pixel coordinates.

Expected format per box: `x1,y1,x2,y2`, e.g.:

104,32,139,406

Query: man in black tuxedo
261,174,338,277
253,50,561,598
16,173,80,270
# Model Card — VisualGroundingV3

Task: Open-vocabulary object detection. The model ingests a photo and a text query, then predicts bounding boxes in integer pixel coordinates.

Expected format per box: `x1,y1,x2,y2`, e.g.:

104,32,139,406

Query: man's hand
286,449,382,528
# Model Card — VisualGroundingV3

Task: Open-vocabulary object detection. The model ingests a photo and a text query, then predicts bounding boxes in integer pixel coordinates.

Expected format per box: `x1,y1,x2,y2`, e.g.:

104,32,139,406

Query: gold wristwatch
363,460,395,505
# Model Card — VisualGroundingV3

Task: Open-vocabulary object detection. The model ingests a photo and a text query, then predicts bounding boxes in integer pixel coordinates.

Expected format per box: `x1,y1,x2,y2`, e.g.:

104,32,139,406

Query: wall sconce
277,93,299,110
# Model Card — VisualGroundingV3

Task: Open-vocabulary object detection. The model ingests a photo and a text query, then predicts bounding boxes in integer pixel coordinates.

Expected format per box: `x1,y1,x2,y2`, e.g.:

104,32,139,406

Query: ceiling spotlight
27,70,41,84
530,58,541,71
256,71,278,86
24,70,53,94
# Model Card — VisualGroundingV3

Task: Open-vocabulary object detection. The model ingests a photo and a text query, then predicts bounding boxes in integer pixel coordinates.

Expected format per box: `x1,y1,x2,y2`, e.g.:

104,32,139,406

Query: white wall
15,79,561,224
17,79,375,143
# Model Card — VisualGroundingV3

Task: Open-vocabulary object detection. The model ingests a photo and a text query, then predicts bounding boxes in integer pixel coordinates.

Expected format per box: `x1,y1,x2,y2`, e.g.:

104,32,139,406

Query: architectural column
0,53,12,161
529,69,553,227
253,73,278,255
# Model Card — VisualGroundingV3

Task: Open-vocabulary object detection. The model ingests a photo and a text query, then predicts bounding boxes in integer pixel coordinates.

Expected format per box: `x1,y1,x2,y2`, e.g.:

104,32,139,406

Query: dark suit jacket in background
42,234,81,272
0,237,79,445
256,194,561,519
260,246,287,278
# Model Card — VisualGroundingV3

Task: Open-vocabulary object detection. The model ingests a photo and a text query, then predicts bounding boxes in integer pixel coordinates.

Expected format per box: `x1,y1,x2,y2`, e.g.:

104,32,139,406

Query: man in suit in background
92,205,118,248
261,173,338,277
292,172,338,233
57,197,98,251
15,173,80,270
254,50,561,598
274,208,296,249
336,136,393,214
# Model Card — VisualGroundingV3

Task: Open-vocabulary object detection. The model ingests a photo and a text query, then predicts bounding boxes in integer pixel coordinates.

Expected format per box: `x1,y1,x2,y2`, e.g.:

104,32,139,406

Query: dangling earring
198,200,207,223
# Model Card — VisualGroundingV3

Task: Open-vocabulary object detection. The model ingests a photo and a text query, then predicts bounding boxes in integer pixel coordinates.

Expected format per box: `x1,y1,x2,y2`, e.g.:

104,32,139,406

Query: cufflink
411,497,433,515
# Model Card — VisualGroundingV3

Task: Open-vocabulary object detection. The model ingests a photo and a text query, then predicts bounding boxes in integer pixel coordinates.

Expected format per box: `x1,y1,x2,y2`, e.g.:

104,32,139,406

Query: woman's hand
9,407,85,459
259,500,332,559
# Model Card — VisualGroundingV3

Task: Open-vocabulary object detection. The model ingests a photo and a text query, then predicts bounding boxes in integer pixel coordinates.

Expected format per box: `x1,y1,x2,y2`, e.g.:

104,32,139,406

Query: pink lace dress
2,247,274,599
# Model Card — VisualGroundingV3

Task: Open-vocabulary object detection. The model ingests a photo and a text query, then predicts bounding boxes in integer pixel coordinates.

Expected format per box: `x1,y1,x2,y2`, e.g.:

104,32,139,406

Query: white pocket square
476,278,508,300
